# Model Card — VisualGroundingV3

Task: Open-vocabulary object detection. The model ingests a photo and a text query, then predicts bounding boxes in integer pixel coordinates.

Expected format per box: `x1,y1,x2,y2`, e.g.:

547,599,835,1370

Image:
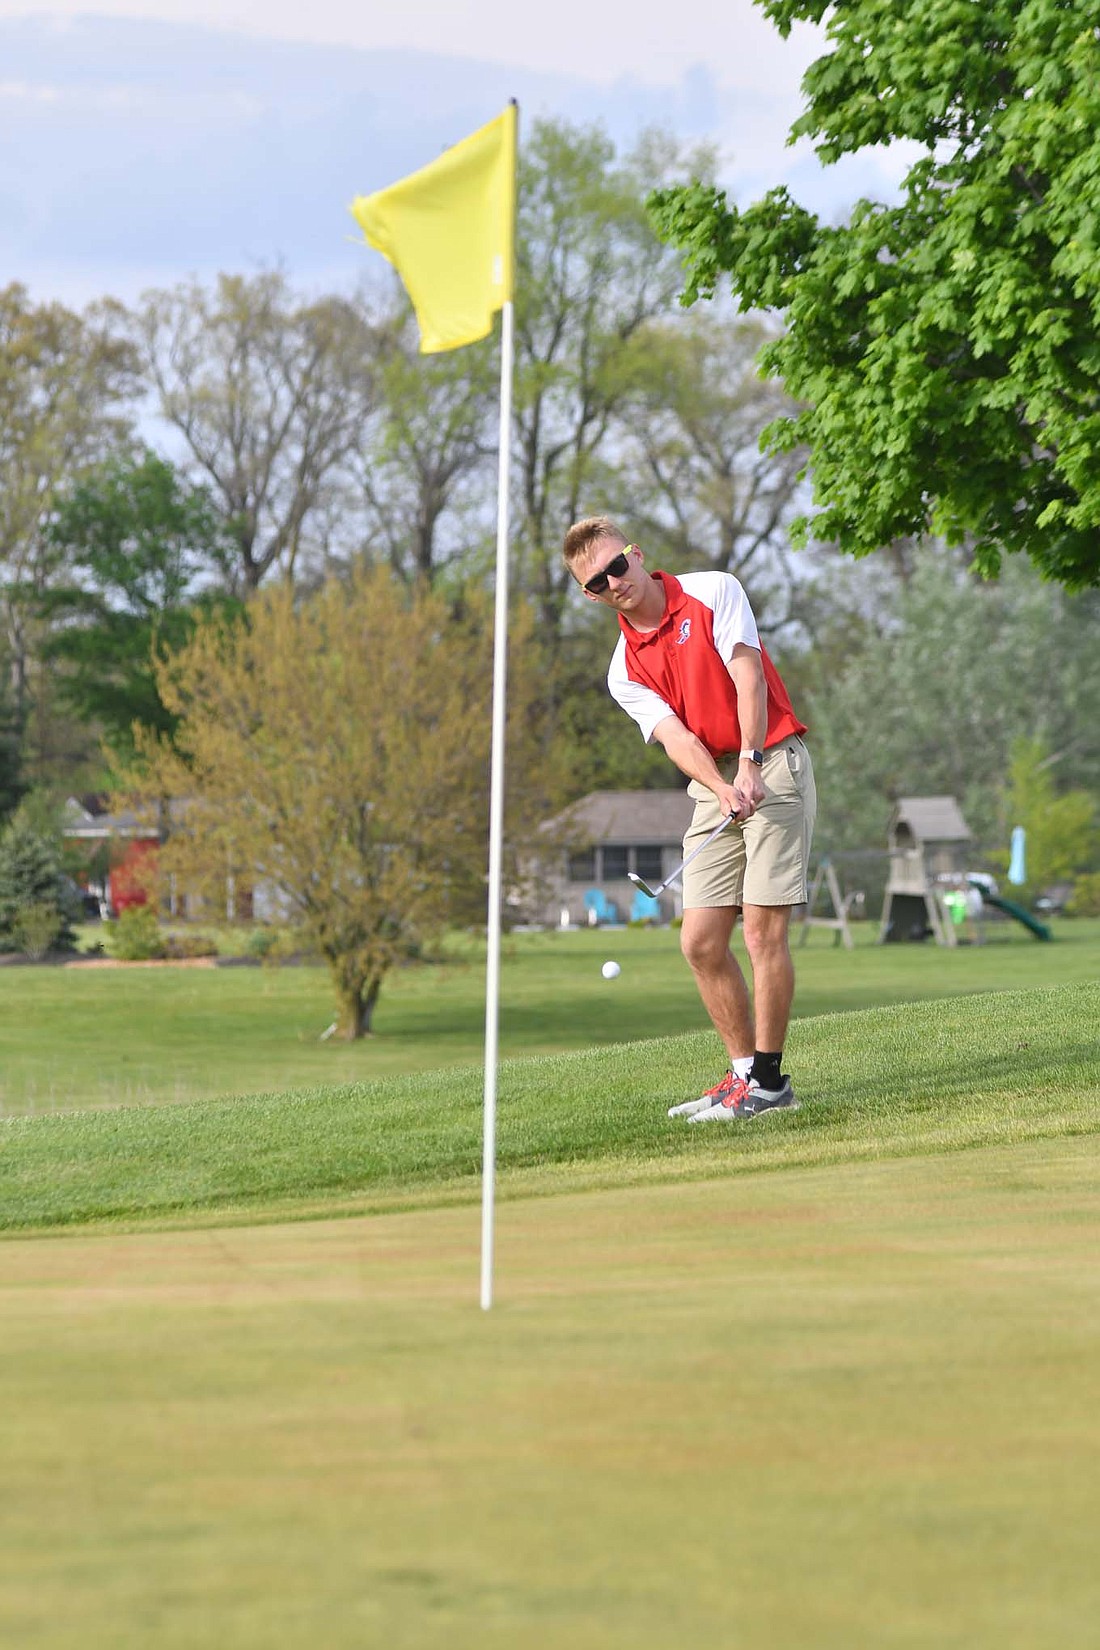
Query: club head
627,871,663,899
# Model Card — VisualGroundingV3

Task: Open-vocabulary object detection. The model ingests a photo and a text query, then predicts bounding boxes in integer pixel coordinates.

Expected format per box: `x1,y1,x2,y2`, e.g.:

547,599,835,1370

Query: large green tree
133,272,381,590
358,122,787,623
513,123,712,637
800,549,1100,859
0,284,138,776
354,308,496,586
994,737,1096,897
615,308,810,629
650,0,1100,590
41,451,239,756
0,667,23,823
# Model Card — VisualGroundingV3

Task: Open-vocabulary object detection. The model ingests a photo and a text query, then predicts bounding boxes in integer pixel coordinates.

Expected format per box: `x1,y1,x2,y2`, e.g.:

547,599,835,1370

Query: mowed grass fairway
2,916,1098,1115
2,1138,1099,1649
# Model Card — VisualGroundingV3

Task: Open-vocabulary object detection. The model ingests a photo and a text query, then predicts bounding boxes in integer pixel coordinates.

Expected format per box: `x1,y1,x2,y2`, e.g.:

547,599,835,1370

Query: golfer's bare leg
740,904,795,1052
679,905,754,1062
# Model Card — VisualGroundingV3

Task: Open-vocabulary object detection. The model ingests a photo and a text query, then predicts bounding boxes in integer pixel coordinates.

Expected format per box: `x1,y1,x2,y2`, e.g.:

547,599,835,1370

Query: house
62,796,161,915
529,789,695,926
62,796,251,920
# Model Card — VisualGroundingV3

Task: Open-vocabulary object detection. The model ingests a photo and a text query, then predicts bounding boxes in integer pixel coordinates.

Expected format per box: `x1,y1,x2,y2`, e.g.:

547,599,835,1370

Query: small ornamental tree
650,0,1100,590
127,566,549,1039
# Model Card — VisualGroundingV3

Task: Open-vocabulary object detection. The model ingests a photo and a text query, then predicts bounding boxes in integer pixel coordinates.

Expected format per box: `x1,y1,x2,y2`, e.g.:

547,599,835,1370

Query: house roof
890,796,971,842
542,789,693,845
62,795,163,840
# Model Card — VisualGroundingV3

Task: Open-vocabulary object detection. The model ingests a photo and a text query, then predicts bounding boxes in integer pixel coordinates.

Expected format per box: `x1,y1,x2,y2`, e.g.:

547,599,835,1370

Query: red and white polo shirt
607,570,807,759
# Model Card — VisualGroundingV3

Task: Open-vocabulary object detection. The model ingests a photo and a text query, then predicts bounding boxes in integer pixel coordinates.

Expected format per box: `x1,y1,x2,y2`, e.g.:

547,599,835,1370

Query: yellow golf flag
350,106,516,354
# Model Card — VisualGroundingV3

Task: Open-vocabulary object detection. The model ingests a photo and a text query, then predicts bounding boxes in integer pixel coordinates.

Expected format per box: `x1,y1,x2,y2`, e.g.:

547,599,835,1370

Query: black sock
750,1051,783,1090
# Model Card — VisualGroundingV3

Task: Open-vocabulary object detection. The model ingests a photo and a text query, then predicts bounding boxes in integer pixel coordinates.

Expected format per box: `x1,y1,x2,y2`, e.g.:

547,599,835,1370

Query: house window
602,844,629,880
634,845,663,882
568,848,596,881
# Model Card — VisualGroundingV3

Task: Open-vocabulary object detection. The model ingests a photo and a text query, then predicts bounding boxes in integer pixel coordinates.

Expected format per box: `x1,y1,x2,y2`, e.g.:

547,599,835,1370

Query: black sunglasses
583,546,635,595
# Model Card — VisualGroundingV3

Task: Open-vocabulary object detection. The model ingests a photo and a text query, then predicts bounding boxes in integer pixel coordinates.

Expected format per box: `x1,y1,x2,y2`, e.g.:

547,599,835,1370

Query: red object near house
108,838,159,913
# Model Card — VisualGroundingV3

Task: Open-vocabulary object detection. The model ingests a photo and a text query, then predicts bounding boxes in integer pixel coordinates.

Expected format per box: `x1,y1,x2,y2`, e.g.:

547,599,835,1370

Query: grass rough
2,981,1097,1233
2,918,1097,1116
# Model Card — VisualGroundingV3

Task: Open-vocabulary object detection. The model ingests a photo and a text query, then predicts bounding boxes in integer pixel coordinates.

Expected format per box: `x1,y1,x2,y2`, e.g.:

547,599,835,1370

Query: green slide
970,883,1053,941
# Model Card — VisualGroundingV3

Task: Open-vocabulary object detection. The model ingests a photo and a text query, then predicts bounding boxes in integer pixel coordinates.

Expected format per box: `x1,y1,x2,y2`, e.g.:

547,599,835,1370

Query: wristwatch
739,748,764,766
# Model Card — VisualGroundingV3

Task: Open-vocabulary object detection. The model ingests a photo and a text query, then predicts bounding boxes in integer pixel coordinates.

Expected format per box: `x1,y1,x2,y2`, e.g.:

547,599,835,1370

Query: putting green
1,1135,1098,1648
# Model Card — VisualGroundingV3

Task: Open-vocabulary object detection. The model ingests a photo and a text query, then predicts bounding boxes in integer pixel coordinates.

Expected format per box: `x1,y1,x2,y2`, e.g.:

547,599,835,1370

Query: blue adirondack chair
583,888,618,925
630,887,661,923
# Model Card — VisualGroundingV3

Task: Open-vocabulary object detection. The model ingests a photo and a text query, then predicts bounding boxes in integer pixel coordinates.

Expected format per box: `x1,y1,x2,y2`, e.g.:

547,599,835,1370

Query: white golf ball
601,960,621,980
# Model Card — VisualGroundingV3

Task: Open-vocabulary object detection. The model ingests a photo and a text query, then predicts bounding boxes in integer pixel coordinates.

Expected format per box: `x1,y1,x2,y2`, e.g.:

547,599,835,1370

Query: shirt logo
676,618,692,645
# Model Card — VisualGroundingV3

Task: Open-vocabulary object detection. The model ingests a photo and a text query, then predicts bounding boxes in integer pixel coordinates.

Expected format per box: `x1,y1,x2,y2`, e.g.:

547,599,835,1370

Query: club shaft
639,809,738,898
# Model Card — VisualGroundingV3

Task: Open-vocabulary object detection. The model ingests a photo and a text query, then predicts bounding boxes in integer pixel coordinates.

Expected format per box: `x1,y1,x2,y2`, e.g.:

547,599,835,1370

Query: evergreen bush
0,810,79,953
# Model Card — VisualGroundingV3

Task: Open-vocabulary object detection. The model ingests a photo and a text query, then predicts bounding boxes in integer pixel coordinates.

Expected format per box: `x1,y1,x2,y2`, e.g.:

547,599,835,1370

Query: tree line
1,106,1097,1034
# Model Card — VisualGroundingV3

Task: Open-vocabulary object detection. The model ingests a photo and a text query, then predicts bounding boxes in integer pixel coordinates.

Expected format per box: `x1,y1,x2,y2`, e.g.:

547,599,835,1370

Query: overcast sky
0,4,913,305
0,0,825,87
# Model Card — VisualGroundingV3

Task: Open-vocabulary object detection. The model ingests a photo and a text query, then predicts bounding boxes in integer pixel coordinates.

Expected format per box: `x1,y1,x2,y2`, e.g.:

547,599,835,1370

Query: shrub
163,932,219,959
106,906,167,960
247,925,311,966
1066,874,1100,918
12,902,63,960
991,739,1097,901
245,926,278,959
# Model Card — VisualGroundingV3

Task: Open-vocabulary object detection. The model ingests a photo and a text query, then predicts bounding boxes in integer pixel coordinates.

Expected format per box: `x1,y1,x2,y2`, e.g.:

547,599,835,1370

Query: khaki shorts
682,735,817,909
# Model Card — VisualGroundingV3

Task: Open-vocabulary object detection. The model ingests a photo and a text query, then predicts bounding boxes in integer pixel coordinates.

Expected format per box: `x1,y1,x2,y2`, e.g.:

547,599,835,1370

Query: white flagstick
480,294,514,1311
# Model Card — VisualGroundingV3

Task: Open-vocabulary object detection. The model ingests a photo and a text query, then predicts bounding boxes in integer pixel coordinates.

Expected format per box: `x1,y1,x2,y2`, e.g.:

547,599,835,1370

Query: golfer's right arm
652,715,742,819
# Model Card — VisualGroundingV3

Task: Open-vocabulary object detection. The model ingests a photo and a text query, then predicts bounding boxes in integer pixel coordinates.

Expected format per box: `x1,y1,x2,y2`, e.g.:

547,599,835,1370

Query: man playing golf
563,517,816,1120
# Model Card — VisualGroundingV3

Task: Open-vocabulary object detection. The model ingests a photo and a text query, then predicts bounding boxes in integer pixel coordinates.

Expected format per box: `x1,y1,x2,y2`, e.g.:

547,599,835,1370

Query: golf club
627,809,739,899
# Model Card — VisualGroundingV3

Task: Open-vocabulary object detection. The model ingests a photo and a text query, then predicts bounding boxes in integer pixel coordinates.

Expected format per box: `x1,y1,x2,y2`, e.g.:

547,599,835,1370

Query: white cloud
0,77,62,101
0,74,263,118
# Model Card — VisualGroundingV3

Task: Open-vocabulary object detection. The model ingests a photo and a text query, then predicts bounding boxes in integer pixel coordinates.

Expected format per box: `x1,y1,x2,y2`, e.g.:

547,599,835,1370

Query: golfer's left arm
726,643,768,816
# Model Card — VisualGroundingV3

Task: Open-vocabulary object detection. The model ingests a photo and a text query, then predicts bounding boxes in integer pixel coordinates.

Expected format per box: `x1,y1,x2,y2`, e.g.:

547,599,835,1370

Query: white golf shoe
687,1074,799,1122
668,1069,745,1118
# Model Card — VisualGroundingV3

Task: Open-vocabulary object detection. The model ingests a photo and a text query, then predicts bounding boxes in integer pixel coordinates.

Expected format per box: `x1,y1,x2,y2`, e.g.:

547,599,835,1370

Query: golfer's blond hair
562,515,627,573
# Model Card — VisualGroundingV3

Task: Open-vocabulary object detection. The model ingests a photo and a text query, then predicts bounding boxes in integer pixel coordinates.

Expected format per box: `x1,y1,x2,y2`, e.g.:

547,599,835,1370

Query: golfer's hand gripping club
627,807,739,900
